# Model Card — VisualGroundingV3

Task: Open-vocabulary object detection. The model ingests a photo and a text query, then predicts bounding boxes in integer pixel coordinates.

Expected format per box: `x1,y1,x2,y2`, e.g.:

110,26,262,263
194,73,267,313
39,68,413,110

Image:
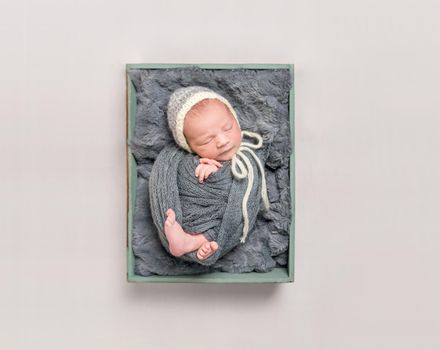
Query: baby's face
183,100,242,161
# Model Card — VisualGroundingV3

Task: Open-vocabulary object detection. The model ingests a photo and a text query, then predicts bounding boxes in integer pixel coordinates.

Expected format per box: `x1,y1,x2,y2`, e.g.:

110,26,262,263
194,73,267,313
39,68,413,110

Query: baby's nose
216,135,229,148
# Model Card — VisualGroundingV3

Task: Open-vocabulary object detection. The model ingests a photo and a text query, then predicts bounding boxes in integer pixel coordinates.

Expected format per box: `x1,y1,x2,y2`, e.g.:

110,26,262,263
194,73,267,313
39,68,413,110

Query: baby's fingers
203,168,214,181
200,158,223,168
199,167,209,183
210,159,223,168
195,164,203,177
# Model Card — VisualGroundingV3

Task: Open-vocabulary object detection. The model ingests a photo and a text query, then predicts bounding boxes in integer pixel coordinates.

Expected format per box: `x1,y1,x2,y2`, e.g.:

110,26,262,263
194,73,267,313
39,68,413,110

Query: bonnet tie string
231,131,270,243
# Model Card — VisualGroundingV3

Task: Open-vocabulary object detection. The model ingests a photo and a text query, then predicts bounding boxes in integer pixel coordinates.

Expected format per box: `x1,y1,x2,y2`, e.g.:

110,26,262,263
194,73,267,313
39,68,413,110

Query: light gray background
1,0,439,349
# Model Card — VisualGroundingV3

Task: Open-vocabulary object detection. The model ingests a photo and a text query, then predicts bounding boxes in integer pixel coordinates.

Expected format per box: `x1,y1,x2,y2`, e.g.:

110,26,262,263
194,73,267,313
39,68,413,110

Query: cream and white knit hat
167,86,241,153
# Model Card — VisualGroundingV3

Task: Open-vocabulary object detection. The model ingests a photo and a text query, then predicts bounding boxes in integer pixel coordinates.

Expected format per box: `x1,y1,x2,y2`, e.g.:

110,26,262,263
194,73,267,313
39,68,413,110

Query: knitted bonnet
166,85,270,243
166,86,241,153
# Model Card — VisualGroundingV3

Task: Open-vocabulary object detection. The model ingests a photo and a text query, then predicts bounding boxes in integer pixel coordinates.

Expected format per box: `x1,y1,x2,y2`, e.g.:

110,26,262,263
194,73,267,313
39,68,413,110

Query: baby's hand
195,158,223,183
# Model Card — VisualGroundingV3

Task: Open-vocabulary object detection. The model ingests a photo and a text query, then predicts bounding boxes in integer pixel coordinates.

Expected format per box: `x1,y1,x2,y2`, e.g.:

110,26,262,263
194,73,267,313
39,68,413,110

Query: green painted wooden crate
126,63,295,283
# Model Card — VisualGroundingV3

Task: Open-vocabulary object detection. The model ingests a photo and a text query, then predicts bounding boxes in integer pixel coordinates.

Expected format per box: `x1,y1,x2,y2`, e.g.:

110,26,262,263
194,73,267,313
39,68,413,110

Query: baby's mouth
219,146,233,156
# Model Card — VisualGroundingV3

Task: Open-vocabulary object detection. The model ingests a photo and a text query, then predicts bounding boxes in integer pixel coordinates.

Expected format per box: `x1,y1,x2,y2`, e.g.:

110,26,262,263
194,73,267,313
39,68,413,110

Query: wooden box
126,63,295,283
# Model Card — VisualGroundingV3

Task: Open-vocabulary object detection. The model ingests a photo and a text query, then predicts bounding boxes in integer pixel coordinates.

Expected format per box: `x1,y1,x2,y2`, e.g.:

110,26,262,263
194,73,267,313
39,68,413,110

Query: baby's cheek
232,129,242,145
195,146,216,159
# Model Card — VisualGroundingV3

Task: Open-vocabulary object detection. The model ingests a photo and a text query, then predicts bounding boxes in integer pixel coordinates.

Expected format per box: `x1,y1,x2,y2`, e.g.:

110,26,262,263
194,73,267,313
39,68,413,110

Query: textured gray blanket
149,143,265,266
128,66,293,276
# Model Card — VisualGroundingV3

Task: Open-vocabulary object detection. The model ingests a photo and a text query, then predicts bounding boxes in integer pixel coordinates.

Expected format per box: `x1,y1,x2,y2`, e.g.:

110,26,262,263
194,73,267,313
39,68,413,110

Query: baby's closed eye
201,137,213,145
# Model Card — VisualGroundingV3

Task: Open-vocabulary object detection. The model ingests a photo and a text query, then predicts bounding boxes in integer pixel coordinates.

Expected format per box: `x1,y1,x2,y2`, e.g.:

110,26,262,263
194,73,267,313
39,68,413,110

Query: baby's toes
197,243,210,260
201,243,210,254
196,250,204,260
210,241,219,252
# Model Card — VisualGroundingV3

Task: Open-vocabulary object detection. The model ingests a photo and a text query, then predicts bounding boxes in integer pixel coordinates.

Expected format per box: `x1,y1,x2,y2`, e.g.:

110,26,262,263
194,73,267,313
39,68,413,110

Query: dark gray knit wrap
149,143,264,266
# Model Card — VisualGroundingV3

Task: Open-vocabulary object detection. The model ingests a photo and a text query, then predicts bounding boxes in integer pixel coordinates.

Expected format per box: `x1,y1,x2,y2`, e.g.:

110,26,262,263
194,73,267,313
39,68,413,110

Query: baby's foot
196,241,219,261
164,208,205,257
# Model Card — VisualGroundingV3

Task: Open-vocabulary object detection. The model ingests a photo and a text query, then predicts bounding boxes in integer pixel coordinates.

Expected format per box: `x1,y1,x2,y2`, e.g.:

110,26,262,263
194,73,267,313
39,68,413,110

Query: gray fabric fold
149,143,264,266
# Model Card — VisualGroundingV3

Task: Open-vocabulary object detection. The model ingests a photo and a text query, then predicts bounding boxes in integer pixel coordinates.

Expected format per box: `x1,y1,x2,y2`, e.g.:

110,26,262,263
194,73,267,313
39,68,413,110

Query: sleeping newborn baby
149,86,269,265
